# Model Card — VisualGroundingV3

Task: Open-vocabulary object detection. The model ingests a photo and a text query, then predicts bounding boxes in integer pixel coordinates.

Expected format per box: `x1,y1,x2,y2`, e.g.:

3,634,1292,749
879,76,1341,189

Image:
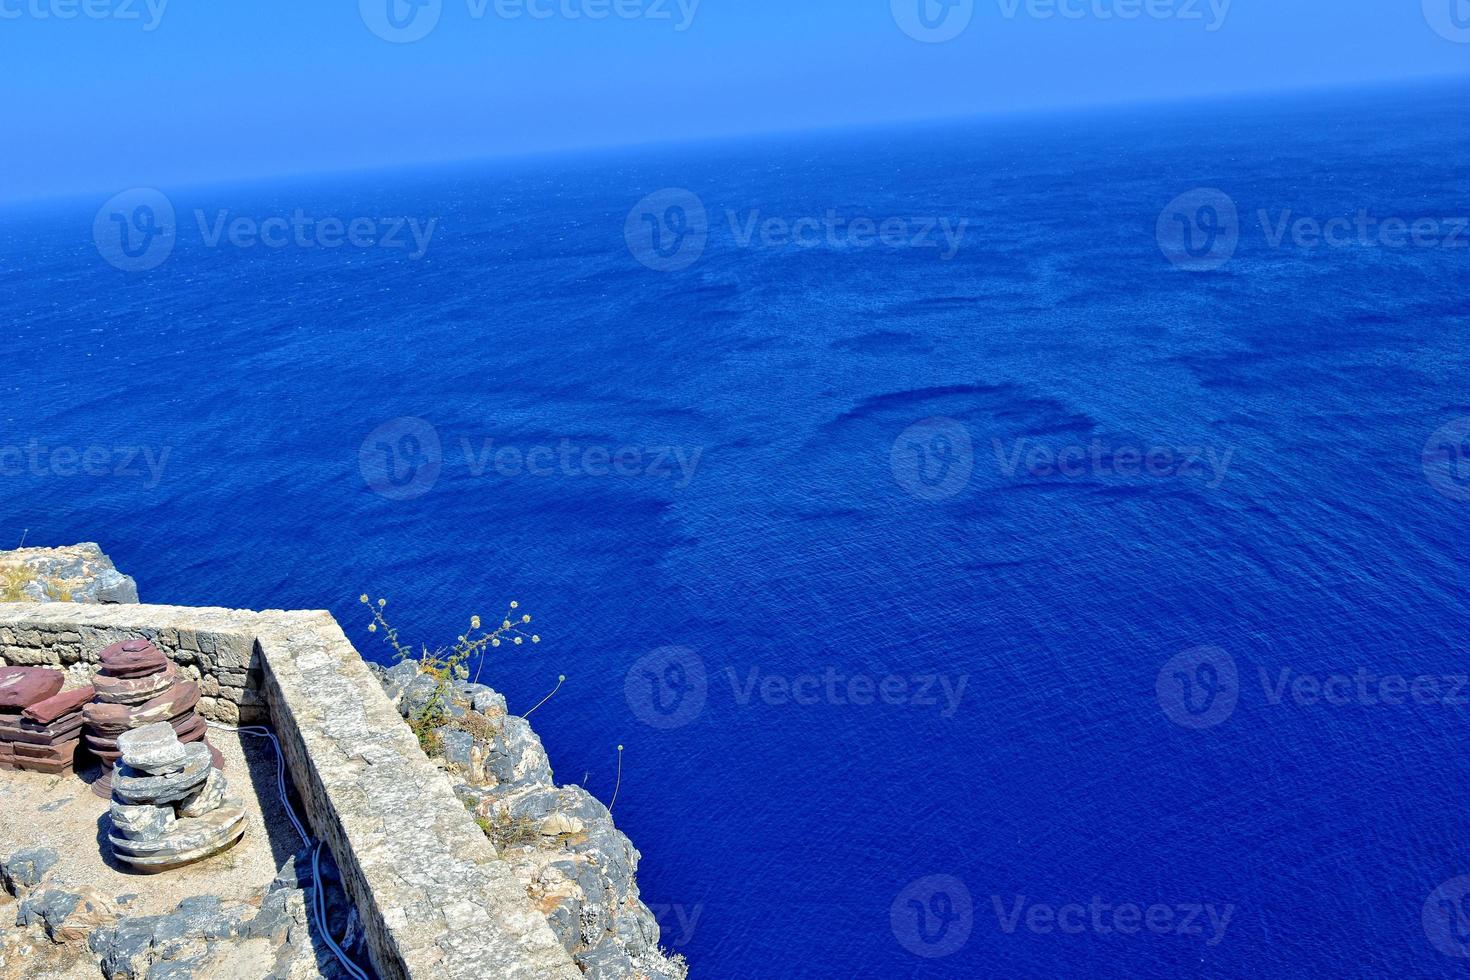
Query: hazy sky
4,0,1468,199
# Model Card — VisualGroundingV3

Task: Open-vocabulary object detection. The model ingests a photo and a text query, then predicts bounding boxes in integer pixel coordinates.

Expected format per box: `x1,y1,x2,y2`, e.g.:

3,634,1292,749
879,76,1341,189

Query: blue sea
4,79,1470,977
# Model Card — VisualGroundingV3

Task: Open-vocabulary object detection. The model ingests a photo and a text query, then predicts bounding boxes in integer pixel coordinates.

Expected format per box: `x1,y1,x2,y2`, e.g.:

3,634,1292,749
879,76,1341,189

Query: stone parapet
0,602,581,980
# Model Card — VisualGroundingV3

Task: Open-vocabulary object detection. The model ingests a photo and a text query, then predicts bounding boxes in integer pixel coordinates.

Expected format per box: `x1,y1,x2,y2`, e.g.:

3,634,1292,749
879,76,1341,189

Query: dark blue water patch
829,329,933,355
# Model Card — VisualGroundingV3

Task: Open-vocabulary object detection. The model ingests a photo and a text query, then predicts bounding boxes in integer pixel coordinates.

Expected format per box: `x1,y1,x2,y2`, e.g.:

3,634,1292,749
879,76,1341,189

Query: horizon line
4,70,1467,209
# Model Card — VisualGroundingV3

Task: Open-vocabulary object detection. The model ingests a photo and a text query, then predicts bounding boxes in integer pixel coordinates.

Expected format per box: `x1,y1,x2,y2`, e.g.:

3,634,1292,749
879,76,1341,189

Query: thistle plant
359,594,541,750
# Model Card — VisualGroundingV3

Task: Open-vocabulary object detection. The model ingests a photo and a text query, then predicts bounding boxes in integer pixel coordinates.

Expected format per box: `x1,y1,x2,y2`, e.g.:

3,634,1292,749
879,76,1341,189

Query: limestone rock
0,848,58,896
177,769,227,819
380,660,420,703
89,894,253,979
398,674,440,716
472,687,509,716
17,886,117,944
109,803,177,842
116,722,187,775
0,543,138,604
440,728,484,782
111,743,211,806
87,848,370,980
108,804,247,873
373,662,689,980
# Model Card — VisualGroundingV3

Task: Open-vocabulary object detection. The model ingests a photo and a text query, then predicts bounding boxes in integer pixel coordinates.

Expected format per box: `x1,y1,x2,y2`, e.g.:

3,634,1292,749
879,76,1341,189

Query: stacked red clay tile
0,667,94,774
82,639,222,799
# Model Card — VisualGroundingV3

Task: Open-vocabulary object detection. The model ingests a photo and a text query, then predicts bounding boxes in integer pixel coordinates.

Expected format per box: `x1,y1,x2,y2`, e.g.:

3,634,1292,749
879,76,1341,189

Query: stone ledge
0,603,581,980
0,543,139,604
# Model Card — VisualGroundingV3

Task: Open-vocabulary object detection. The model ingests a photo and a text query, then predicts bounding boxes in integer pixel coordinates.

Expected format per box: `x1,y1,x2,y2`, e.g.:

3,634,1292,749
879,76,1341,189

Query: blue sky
3,0,1468,200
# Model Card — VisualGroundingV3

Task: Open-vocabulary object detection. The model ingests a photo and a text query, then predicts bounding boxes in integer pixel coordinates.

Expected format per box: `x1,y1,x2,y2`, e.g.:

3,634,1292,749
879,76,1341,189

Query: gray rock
398,674,440,717
110,805,247,871
145,960,198,980
177,769,227,818
16,886,116,945
91,914,163,979
577,936,638,980
94,566,140,603
269,849,311,892
117,722,187,774
453,680,493,700
359,661,685,978
112,744,211,805
451,686,689,980
0,543,139,604
472,688,507,715
546,899,582,954
452,783,494,809
241,887,296,946
440,728,477,773
149,895,249,950
17,888,80,933
110,803,177,842
381,661,420,702
615,901,659,957
485,716,554,786
90,895,249,980
577,864,609,910
1,846,59,894
88,848,370,980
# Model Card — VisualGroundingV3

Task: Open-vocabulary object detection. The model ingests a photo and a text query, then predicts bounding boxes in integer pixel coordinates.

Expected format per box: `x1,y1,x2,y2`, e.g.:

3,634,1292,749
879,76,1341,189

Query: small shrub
409,711,445,755
359,594,541,758
459,710,498,743
1,568,66,602
483,812,542,852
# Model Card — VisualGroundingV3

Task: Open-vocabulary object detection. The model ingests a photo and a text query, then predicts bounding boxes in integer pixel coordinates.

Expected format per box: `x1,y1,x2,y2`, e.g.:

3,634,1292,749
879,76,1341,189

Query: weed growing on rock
523,674,566,719
481,811,544,852
359,594,541,753
0,568,68,602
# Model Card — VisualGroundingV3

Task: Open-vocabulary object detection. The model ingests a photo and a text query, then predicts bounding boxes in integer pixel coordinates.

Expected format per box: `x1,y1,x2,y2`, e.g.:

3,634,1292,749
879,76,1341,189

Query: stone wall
0,602,581,980
0,605,265,726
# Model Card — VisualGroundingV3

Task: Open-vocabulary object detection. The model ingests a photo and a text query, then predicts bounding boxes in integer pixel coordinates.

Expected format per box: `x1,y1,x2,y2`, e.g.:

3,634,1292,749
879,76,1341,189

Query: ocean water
4,79,1470,977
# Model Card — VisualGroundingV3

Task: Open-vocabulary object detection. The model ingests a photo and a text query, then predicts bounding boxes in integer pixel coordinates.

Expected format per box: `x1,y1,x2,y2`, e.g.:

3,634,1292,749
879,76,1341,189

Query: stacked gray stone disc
106,722,246,874
83,639,222,799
